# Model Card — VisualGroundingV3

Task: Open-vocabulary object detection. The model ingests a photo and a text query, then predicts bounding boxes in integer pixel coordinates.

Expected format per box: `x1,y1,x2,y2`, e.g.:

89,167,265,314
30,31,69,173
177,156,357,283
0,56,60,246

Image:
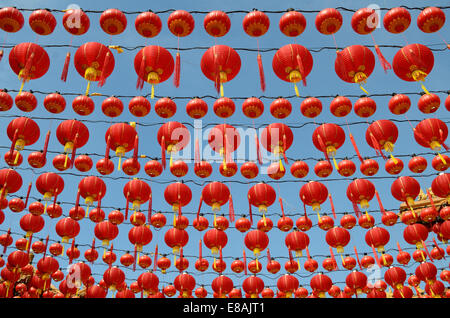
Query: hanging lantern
432,154,450,171
270,98,292,119
260,123,293,172
15,91,37,112
124,179,151,221
144,160,163,178
431,173,450,203
208,123,240,170
248,183,276,225
418,93,440,114
204,10,230,37
129,96,151,117
9,42,50,93
338,159,356,177
354,97,377,118
99,9,127,35
242,97,264,118
290,161,309,178
213,97,235,118
365,119,399,161
135,11,161,38
392,44,434,94
199,182,234,224
43,92,66,114
383,7,411,34
315,8,342,35
314,160,333,178
74,154,93,172
0,89,13,111
167,10,195,88
101,96,123,118
157,121,190,170
417,7,446,33
7,117,40,165
408,155,428,173
310,273,333,298
0,7,24,33
194,161,213,178
56,119,90,169
240,162,259,179
301,97,322,118
35,172,64,213
164,182,192,225
29,9,57,36
391,176,421,215
272,44,314,97
105,122,137,170
55,217,80,244
200,45,241,97
243,9,270,92
72,95,95,116
186,97,208,119
74,42,115,95
279,9,306,37
330,96,352,117
170,160,188,178
413,118,448,161
346,178,375,219
134,46,174,99
312,123,346,171
76,176,107,218
388,94,411,115
300,181,328,212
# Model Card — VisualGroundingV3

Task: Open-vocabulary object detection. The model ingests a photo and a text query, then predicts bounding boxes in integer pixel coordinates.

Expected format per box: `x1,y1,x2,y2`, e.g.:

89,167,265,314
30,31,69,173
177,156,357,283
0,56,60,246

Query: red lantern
279,9,306,37
105,122,137,170
359,158,379,176
240,162,259,179
314,160,333,178
337,159,356,177
385,157,404,175
56,119,90,169
260,123,293,171
421,94,442,118
186,98,208,119
35,172,64,210
413,118,448,165
315,8,342,35
94,221,119,246
270,98,292,119
365,119,399,161
0,7,24,33
62,9,90,35
74,42,115,95
77,176,107,216
194,161,213,178
365,227,390,252
213,97,235,118
408,155,428,173
326,227,351,253
157,121,190,170
391,176,421,211
71,95,94,116
0,169,22,199
392,44,434,94
245,230,269,257
242,97,264,118
208,124,240,170
0,90,13,111
383,7,411,33
300,181,328,212
204,11,230,37
43,92,66,114
345,271,367,295
101,96,123,118
290,161,309,178
354,97,376,118
310,273,332,298
99,9,127,35
388,94,411,115
330,96,352,117
312,123,346,170
164,182,192,223
135,11,161,38
285,230,310,257
124,179,151,221
272,44,313,96
128,96,151,117
301,97,322,118
432,154,450,171
248,183,276,224
174,272,196,298
417,7,446,33
200,45,241,96
335,45,375,94
15,91,37,112
29,9,56,36
55,217,80,243
144,160,163,177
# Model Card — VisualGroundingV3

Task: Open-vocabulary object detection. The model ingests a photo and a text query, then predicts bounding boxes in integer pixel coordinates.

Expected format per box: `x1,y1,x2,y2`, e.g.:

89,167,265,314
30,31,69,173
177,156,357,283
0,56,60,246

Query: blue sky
0,0,449,298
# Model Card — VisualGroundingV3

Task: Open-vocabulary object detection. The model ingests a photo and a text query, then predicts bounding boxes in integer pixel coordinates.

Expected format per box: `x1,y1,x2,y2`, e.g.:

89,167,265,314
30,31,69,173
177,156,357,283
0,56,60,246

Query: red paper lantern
388,94,411,115
128,96,151,117
300,97,322,118
204,11,230,37
186,98,208,119
99,9,127,35
101,96,123,118
417,7,446,33
330,96,352,117
135,11,161,38
279,9,306,37
240,162,259,179
315,8,343,35
62,9,90,35
354,97,376,118
213,97,235,118
0,7,24,33
365,227,390,252
194,161,213,178
383,7,411,33
242,97,264,118
29,9,57,35
290,161,309,178
418,93,440,114
270,98,292,119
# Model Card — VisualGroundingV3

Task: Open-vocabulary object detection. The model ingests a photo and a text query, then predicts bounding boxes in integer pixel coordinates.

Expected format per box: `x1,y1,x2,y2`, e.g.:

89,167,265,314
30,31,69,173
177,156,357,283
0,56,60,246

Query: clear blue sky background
0,0,449,298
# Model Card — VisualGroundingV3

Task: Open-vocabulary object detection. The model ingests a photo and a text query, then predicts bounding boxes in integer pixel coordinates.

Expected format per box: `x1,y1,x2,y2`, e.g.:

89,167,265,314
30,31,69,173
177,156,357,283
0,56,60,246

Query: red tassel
369,133,385,159
161,136,166,170
148,194,152,223
69,239,75,265
267,248,271,263
354,246,362,270
43,130,50,159
125,192,130,220
433,238,445,260
70,133,79,169
229,195,235,223
133,244,137,272
257,54,266,92
136,53,146,90
279,198,285,218
288,248,294,263
199,240,202,259
196,196,203,220
375,190,386,215
282,134,289,164
243,249,247,275
26,233,33,256
43,235,49,259
248,196,253,224
194,138,200,166
255,133,262,165
89,238,96,265
99,52,111,87
442,143,449,151
24,182,32,209
352,201,361,218
9,129,18,160
421,240,433,263
153,244,158,271
329,194,336,219
174,52,180,88
74,188,81,214
349,133,364,163
329,246,338,270
61,52,70,82
296,53,307,86
371,244,381,267
374,45,392,73
2,228,10,254
133,135,139,161
104,135,111,170
21,52,35,81
317,134,330,162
